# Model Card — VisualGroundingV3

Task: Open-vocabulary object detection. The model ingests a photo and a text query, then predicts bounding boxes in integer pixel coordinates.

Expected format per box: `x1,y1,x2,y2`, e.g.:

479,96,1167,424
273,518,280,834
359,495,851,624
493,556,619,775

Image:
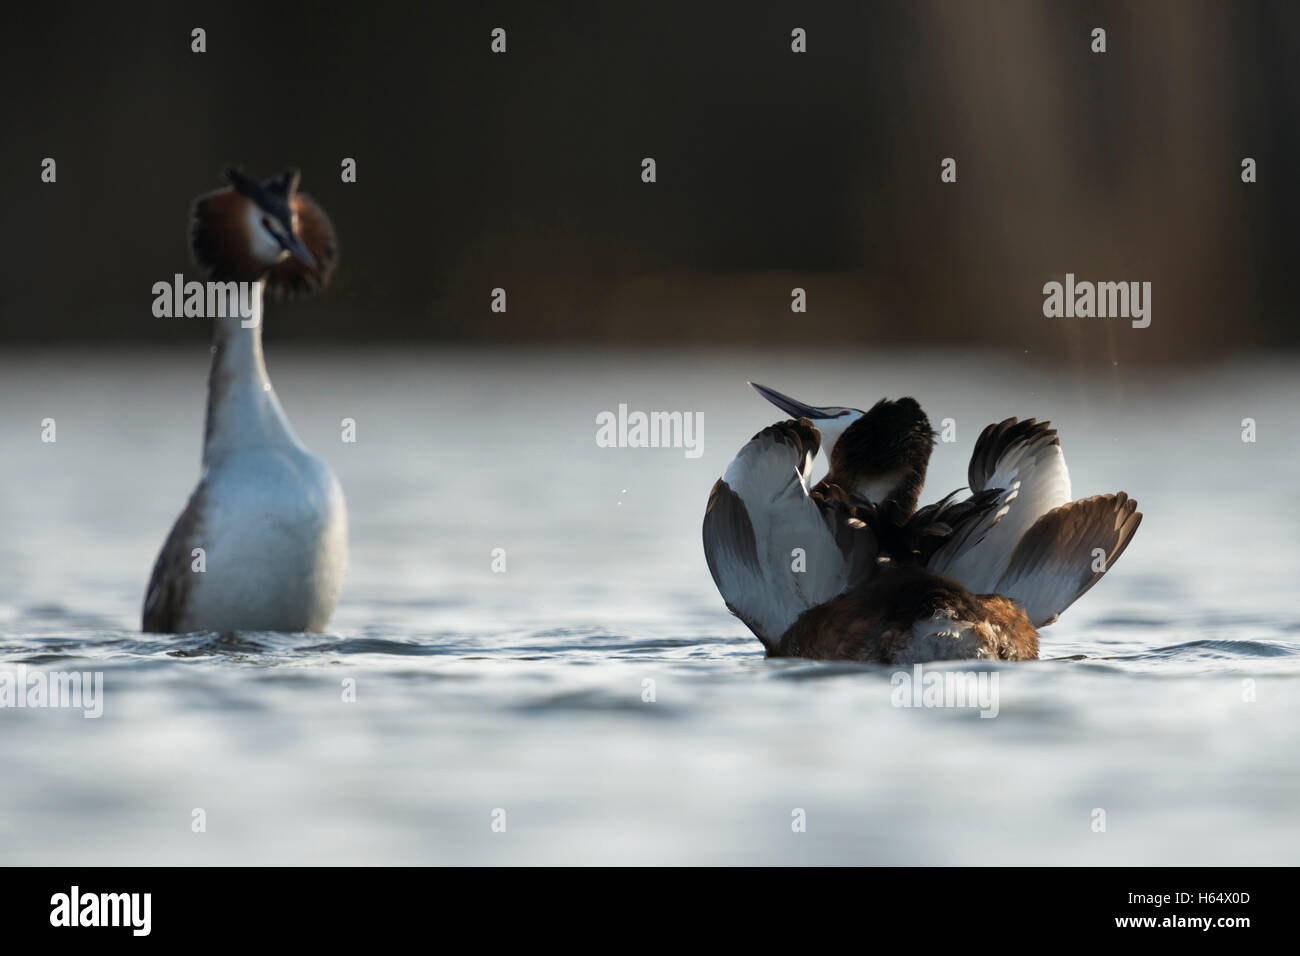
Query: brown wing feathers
997,492,1143,626
968,418,1060,491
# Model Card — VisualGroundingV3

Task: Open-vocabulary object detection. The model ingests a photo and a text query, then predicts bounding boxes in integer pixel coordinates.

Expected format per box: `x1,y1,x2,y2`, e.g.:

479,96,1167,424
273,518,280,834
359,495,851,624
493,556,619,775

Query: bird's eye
260,217,274,233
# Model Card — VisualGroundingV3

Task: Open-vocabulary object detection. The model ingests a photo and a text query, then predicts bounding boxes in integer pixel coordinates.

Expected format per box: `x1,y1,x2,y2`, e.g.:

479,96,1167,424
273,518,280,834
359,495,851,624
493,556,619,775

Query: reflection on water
1,347,1297,864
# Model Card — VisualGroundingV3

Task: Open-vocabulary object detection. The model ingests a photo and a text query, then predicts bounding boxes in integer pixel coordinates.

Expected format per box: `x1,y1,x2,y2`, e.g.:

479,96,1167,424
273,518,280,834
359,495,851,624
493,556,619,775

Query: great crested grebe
702,383,1141,663
142,168,346,633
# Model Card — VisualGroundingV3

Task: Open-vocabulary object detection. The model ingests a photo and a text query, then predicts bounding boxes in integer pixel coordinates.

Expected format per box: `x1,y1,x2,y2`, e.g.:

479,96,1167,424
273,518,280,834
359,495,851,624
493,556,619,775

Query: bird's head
190,167,338,296
749,382,935,512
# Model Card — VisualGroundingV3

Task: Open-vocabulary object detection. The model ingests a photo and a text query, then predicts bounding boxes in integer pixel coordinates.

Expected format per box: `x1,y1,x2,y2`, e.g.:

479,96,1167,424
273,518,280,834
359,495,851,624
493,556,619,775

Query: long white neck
202,282,303,467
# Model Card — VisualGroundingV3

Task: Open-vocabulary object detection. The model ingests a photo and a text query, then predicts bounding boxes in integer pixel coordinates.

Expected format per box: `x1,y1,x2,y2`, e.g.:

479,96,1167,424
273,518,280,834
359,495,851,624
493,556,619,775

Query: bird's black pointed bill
747,382,837,420
281,233,318,269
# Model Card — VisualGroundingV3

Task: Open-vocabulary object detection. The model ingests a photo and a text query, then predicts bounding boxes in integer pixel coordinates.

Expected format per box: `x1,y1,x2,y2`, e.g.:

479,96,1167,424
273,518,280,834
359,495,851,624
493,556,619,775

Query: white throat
203,281,303,466
245,201,290,266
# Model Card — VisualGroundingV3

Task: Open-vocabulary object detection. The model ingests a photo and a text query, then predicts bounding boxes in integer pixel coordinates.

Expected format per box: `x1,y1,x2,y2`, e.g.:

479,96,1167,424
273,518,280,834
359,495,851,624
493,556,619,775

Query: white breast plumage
143,283,348,633
171,447,347,632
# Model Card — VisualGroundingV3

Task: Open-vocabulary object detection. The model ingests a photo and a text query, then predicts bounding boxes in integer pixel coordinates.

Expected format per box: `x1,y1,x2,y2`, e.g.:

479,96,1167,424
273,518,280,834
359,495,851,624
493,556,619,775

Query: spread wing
992,493,1142,626
926,418,1141,626
702,419,878,649
927,418,1072,592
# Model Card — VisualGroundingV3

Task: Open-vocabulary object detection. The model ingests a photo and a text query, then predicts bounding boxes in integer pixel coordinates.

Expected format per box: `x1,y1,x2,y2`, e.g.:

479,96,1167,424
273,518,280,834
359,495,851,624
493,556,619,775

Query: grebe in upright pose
702,383,1141,663
142,168,346,633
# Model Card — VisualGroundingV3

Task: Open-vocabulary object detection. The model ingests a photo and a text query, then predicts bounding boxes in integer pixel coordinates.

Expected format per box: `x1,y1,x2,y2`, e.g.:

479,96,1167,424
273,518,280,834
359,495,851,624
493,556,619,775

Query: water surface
2,348,1297,864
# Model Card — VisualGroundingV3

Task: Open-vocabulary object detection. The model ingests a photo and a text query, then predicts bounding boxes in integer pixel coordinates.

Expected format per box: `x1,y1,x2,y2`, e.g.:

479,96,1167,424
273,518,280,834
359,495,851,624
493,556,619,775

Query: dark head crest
224,167,300,231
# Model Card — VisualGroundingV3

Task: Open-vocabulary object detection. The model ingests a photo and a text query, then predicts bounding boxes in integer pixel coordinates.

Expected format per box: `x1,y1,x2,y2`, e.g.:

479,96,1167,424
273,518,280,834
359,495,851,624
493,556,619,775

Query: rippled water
1,347,1297,864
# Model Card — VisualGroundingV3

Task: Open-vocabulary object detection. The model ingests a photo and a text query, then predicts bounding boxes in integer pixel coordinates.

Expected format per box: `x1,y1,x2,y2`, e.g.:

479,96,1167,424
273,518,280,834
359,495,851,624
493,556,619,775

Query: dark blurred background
3,0,1297,361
